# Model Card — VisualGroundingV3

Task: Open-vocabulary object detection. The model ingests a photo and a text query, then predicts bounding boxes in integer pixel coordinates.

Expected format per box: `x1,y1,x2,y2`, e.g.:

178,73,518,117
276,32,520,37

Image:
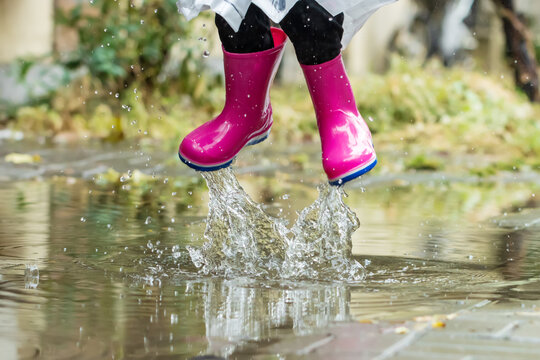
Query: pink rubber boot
301,54,377,185
179,28,287,171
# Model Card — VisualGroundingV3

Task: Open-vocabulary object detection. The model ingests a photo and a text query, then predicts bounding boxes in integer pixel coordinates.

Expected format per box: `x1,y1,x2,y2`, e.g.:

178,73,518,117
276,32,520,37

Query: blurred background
0,0,539,163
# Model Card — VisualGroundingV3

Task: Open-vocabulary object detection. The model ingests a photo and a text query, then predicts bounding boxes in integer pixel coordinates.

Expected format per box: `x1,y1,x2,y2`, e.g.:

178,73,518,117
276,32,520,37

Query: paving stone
317,324,403,353
256,333,334,355
509,320,540,342
305,352,380,360
442,317,512,334
394,351,475,360
403,332,540,358
396,350,532,360
480,300,540,312
273,300,540,359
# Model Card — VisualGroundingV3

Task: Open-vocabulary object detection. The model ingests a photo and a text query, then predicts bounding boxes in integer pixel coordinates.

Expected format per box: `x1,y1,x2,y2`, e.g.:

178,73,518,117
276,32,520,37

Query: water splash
188,169,288,278
188,168,365,282
283,184,365,282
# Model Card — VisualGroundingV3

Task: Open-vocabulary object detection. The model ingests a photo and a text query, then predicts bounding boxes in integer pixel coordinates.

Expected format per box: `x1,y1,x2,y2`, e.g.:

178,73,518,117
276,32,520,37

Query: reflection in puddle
0,176,539,358
198,279,348,357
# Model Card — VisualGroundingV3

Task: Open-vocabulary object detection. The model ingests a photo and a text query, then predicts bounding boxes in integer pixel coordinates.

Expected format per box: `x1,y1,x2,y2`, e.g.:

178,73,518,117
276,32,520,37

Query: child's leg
215,4,273,53
280,0,377,185
280,0,344,65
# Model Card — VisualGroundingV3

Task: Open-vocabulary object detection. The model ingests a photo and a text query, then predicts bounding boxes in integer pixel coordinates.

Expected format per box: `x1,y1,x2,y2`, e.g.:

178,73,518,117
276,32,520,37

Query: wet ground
1,140,540,359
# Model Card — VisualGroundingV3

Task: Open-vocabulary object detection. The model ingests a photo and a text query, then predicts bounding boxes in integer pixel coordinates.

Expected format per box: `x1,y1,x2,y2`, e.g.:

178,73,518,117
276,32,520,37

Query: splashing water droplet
188,168,365,282
282,184,364,281
145,216,152,225
25,265,39,289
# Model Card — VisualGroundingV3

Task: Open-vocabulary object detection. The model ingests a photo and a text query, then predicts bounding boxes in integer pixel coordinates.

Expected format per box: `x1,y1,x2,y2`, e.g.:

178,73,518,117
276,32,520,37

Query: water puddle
0,169,539,358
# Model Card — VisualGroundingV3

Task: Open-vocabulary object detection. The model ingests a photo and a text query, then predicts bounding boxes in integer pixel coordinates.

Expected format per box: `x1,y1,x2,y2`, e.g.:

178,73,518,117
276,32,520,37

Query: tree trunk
493,0,539,102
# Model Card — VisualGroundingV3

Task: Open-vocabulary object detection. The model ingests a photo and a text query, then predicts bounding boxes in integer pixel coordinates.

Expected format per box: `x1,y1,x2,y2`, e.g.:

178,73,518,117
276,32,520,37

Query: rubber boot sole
328,154,377,186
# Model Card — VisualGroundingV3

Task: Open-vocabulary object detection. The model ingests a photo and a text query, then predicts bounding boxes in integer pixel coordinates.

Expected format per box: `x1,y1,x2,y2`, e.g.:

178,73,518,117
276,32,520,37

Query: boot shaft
300,54,360,127
300,54,376,184
223,28,287,112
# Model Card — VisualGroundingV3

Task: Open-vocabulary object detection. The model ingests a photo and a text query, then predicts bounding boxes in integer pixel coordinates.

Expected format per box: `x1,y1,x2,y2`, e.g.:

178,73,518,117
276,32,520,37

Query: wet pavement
244,299,540,359
1,140,540,359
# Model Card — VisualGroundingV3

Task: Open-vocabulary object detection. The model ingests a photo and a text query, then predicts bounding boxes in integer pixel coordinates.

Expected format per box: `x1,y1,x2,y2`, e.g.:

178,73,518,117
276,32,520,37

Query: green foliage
354,56,540,157
4,0,224,140
405,154,443,171
356,57,531,131
13,105,64,137
56,0,221,99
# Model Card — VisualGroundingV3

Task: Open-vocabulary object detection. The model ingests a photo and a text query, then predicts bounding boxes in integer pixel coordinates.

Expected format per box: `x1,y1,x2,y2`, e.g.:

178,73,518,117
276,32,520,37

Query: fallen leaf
395,326,410,334
4,153,41,164
432,321,446,328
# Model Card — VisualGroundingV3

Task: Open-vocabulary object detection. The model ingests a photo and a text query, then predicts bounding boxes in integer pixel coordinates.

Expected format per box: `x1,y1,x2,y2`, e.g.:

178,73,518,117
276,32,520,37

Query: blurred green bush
354,56,540,158
4,0,223,143
56,0,221,100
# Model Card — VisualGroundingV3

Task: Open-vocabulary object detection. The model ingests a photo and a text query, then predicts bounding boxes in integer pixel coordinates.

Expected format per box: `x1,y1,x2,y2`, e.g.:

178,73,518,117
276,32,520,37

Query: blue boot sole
328,158,377,186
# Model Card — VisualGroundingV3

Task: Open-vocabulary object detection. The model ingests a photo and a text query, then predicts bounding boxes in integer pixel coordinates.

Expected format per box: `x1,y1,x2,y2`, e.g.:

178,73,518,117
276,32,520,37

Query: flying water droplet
25,265,39,289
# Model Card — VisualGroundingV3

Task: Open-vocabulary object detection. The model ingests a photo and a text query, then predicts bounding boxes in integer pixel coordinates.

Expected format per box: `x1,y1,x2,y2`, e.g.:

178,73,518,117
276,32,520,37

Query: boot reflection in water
178,0,395,185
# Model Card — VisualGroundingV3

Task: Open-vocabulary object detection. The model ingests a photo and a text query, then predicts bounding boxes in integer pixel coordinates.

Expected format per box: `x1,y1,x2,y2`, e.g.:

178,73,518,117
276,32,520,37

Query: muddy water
0,170,539,359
